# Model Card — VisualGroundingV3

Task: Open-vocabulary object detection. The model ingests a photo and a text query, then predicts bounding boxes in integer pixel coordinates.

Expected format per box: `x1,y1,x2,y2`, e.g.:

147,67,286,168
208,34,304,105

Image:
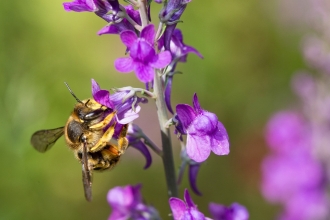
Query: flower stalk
137,0,149,27
154,69,178,198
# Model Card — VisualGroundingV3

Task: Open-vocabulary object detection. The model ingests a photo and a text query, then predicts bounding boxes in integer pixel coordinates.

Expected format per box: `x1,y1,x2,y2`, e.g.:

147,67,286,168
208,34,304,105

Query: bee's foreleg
89,111,116,130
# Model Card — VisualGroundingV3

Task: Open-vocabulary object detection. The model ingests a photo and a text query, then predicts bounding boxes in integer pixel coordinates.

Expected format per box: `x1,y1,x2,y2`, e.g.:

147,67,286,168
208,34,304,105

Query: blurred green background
0,0,307,219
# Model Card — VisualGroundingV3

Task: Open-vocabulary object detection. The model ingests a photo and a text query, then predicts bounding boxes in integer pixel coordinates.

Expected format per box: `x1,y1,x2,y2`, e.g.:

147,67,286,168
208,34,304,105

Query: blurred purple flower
175,93,229,162
265,111,311,154
261,153,324,203
63,0,121,23
107,184,160,220
126,124,152,169
91,79,147,124
278,190,330,220
291,72,316,102
98,5,141,35
169,189,207,220
114,24,172,83
303,36,330,75
209,202,249,220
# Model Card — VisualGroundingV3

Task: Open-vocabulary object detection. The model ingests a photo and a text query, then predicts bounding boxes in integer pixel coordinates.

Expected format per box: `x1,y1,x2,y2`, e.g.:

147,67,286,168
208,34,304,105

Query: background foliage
0,0,306,219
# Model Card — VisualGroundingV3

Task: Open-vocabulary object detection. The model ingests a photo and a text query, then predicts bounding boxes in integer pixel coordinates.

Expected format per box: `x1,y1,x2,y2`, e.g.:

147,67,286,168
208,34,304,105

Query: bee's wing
82,141,93,202
30,127,65,153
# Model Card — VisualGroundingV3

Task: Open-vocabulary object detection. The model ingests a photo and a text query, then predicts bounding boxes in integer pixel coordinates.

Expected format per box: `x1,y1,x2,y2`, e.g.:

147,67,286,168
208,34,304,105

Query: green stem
153,70,178,198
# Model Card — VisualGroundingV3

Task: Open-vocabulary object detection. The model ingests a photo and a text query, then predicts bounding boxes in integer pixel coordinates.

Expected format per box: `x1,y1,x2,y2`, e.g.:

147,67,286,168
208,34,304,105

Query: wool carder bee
31,83,128,201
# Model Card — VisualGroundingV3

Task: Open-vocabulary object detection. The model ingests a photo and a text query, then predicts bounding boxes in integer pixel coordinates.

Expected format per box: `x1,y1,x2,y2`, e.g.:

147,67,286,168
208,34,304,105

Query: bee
30,83,128,201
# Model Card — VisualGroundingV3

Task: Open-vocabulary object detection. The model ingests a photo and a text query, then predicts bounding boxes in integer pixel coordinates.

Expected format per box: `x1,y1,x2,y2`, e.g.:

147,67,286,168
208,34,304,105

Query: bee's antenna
64,82,84,104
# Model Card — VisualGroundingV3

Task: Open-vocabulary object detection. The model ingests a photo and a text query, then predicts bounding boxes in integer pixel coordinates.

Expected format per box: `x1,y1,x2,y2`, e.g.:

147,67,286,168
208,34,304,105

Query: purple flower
107,184,160,220
291,73,316,102
209,202,249,220
169,189,207,220
127,124,152,169
175,93,229,162
261,153,324,203
303,36,330,75
114,24,172,83
265,111,311,154
63,0,121,23
278,190,330,220
98,5,141,35
91,79,147,124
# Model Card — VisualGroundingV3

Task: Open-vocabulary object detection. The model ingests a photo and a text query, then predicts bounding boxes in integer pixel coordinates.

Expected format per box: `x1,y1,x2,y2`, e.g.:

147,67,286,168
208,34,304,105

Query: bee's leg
117,124,128,154
99,124,129,154
80,145,121,171
90,122,116,152
89,111,116,130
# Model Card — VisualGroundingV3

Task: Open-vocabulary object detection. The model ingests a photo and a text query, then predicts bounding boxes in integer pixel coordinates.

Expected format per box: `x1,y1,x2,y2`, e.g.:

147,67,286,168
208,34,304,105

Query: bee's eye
83,109,104,121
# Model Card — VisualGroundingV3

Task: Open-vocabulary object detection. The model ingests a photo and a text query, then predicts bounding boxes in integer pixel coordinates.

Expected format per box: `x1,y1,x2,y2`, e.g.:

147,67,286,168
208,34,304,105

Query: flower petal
176,104,197,130
140,24,155,46
192,93,202,114
184,189,196,208
188,112,218,135
134,63,155,83
120,30,137,48
108,210,128,220
98,25,119,35
150,51,172,69
91,79,112,108
115,57,135,73
94,90,112,108
182,45,203,59
130,40,155,62
169,198,186,220
63,0,96,12
107,185,135,209
165,76,174,114
186,134,211,162
116,106,141,124
91,78,101,95
129,140,152,169
210,122,230,155
189,164,202,196
209,202,249,220
189,209,206,220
